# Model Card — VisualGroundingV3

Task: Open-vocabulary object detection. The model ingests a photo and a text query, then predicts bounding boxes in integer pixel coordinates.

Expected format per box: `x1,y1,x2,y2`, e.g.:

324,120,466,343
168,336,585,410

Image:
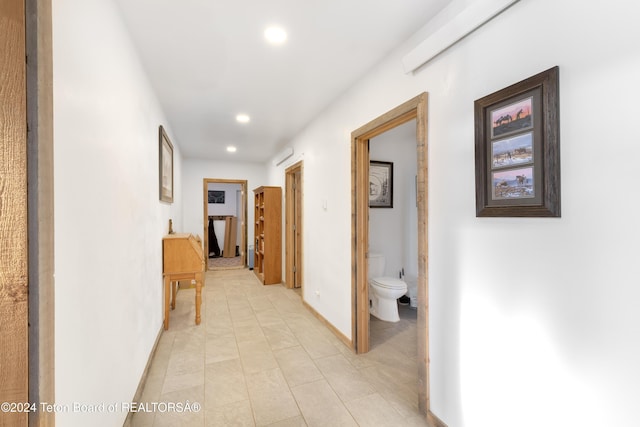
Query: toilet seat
371,277,406,290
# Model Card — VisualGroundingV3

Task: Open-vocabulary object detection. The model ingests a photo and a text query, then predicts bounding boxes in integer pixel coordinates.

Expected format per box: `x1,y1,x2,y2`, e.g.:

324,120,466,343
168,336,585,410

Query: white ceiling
114,0,452,163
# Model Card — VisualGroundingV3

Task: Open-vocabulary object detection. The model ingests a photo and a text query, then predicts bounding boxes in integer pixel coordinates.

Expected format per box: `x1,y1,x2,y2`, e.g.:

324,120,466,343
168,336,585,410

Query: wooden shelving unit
253,186,282,285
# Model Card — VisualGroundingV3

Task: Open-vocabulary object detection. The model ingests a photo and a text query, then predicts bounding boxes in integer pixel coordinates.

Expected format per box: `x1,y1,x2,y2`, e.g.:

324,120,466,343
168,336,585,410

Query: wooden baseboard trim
428,410,448,427
122,326,163,426
301,299,352,349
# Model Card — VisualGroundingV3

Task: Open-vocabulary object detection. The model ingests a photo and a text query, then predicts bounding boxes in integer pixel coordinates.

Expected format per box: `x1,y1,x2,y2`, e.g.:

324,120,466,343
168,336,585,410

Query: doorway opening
202,178,248,271
351,93,433,418
285,161,304,290
368,119,418,351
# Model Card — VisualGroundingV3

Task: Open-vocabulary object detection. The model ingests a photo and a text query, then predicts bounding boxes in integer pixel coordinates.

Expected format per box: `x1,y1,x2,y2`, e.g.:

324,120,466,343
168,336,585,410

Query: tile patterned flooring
130,268,428,427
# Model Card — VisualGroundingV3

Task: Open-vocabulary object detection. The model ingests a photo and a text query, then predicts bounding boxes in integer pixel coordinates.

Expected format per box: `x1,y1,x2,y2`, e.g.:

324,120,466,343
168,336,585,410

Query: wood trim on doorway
285,161,303,289
26,0,56,424
2,0,55,425
351,93,435,419
1,1,29,423
202,179,248,271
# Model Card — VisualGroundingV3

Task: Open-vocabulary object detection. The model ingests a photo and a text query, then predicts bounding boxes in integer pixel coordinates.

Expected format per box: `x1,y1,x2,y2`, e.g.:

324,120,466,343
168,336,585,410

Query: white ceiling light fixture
226,146,237,153
235,114,250,124
264,26,287,45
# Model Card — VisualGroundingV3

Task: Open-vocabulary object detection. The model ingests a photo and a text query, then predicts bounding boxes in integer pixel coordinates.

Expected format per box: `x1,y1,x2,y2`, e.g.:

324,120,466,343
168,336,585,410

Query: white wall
269,133,354,336
267,0,640,426
53,0,182,425
182,158,267,251
369,120,418,279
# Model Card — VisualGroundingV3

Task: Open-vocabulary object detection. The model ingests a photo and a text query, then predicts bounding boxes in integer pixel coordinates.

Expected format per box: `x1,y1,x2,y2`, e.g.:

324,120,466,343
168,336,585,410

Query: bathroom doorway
351,93,432,417
202,178,248,271
368,119,418,348
285,161,304,289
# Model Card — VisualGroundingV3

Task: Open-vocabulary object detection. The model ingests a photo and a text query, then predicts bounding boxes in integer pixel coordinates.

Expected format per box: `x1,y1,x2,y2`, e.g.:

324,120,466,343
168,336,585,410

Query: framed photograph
159,125,174,203
208,190,225,204
369,160,393,208
475,66,560,217
491,132,533,169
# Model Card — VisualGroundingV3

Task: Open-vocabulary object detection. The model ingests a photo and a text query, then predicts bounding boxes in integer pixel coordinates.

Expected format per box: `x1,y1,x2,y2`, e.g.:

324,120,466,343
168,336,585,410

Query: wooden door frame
2,1,30,423
202,178,248,270
0,0,54,424
26,0,56,423
352,93,435,419
285,161,303,289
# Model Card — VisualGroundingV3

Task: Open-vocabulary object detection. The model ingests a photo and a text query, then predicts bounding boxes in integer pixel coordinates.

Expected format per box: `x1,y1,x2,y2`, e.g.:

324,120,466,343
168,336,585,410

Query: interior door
285,162,303,289
239,187,246,265
293,169,302,288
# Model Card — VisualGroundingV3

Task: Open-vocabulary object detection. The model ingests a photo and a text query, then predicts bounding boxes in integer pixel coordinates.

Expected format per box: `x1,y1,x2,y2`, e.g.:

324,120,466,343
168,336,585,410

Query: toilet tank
368,253,385,277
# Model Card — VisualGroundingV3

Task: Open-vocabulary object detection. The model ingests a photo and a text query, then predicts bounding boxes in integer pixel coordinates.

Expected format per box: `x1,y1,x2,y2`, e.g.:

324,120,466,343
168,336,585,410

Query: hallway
130,269,426,426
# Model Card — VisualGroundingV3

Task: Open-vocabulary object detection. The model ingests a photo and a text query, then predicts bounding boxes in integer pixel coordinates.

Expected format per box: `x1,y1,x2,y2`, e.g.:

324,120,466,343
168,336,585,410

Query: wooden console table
162,233,205,330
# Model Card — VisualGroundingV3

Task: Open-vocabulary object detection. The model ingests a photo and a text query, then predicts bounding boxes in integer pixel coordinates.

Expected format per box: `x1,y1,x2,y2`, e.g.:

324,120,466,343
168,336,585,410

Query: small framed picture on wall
369,160,393,208
159,125,174,203
208,190,225,204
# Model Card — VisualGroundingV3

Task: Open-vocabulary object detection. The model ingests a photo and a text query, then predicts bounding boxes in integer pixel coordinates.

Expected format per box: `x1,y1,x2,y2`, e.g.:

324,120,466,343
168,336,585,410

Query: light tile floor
131,268,429,427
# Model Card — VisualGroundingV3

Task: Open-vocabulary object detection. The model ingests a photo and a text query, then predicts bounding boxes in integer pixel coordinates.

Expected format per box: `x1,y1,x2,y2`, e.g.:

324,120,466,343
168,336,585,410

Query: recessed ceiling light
264,26,287,44
236,114,250,123
226,146,237,153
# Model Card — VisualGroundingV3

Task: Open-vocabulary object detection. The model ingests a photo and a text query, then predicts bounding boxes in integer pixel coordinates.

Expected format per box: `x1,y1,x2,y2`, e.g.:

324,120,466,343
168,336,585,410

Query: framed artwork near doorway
369,160,393,208
159,125,174,203
208,190,225,204
474,66,560,217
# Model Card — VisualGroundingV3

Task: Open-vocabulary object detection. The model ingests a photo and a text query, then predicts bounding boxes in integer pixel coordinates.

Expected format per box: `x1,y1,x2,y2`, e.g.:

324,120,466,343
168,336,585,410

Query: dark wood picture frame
369,160,393,208
475,66,560,217
159,125,174,203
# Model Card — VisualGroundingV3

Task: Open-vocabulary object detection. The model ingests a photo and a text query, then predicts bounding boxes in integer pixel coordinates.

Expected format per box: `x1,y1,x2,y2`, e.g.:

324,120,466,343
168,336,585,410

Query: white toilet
368,253,408,322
